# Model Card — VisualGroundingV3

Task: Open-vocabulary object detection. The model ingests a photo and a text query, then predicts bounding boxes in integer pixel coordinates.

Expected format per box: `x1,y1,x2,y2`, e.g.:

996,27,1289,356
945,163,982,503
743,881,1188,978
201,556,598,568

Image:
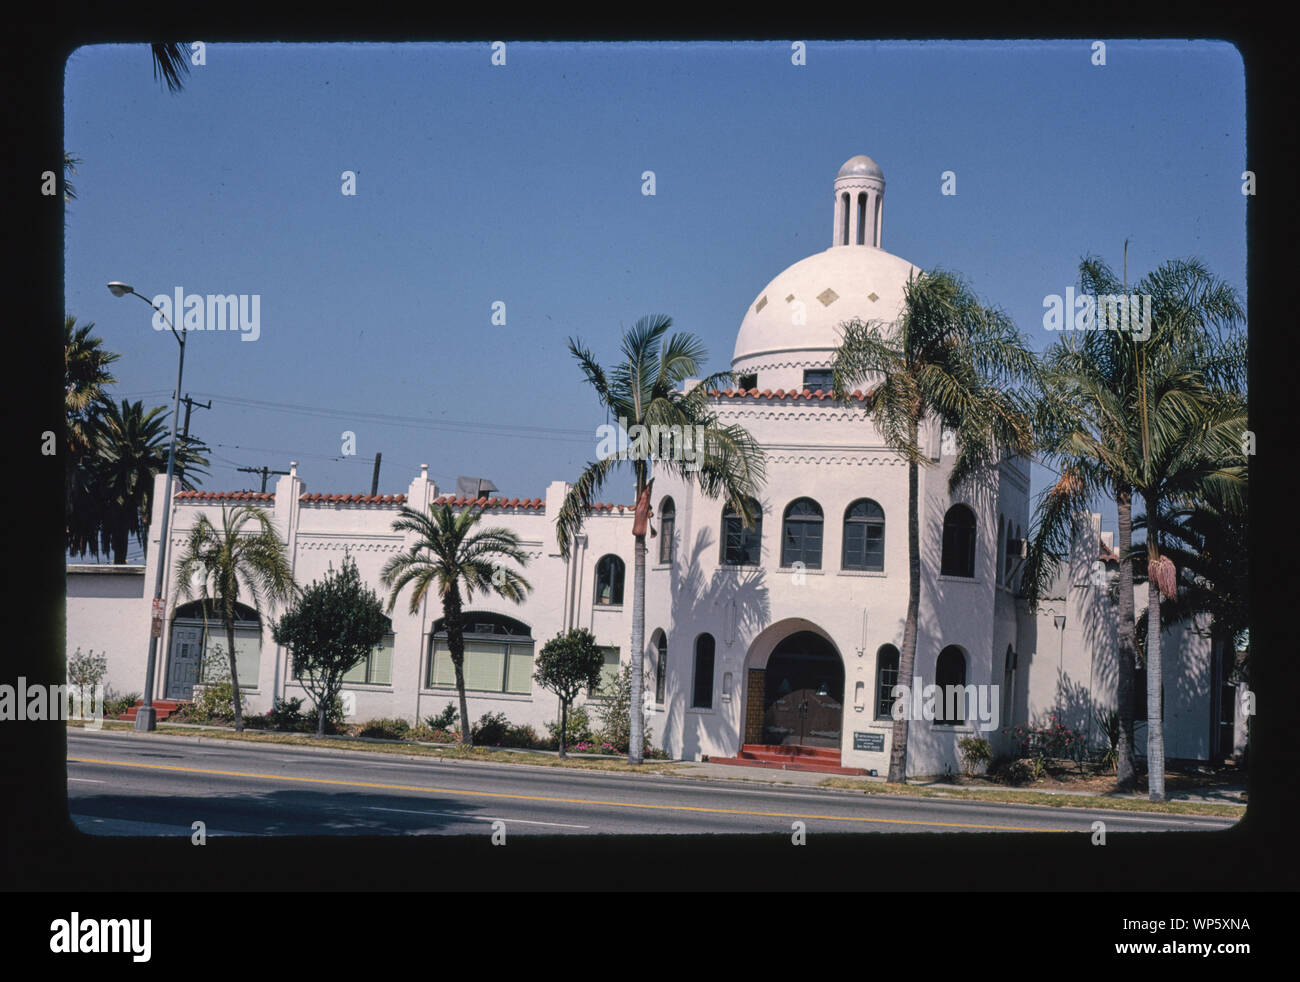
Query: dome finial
832,155,886,248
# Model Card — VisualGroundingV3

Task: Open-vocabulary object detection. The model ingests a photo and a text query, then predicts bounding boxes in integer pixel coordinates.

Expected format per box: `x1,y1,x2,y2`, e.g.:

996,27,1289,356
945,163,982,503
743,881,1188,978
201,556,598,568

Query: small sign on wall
853,731,886,753
151,598,164,638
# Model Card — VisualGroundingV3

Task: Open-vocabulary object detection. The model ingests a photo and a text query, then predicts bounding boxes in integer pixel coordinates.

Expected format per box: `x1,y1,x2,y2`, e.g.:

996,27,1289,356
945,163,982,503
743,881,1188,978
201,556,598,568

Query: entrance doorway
762,631,844,747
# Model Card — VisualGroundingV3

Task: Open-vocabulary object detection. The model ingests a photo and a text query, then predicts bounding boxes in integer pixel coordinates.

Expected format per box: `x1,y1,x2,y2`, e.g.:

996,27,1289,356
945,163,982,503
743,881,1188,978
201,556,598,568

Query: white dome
838,154,883,180
731,245,921,374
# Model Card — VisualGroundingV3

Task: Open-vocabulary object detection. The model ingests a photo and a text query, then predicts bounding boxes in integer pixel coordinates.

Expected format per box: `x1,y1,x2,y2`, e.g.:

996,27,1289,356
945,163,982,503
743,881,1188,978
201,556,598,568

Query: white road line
365,805,589,829
67,777,106,784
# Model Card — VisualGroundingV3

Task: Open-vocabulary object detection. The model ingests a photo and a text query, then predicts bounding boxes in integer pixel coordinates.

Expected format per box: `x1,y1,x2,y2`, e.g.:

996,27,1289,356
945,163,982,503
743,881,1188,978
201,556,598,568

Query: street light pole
107,282,185,731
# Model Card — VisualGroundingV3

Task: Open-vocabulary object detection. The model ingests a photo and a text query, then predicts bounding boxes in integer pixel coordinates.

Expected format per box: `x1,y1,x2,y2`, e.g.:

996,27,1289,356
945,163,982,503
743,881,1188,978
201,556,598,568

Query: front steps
706,743,870,776
118,699,189,723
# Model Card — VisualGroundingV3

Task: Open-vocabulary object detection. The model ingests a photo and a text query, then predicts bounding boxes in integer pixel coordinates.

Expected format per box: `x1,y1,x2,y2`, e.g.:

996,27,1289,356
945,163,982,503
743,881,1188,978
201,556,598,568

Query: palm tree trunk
628,530,646,764
1114,485,1138,789
226,617,244,732
444,584,472,747
1146,549,1166,802
888,421,921,784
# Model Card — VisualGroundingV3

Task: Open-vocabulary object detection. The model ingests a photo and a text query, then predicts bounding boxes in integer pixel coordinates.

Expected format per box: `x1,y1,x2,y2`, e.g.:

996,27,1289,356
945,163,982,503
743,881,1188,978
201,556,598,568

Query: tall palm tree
151,42,191,93
173,505,297,731
1023,253,1244,798
96,398,208,563
64,316,119,557
1130,365,1246,801
556,314,766,764
381,503,531,747
832,269,1037,784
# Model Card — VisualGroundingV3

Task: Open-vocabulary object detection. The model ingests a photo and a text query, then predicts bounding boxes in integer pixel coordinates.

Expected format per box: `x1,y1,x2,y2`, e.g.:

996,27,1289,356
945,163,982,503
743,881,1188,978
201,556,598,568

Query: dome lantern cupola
832,154,885,249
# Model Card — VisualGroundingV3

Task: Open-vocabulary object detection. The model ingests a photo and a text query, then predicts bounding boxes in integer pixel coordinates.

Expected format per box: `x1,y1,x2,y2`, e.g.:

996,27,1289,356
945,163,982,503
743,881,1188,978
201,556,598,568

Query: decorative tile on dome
817,288,839,306
755,295,768,312
868,292,879,302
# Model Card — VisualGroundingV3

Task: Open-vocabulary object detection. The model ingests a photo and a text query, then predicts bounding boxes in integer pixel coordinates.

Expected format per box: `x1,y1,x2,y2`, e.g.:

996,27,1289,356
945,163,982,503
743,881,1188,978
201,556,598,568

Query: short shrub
471,711,511,746
545,704,594,749
500,723,541,749
358,717,411,740
102,691,140,719
957,735,993,776
426,702,460,731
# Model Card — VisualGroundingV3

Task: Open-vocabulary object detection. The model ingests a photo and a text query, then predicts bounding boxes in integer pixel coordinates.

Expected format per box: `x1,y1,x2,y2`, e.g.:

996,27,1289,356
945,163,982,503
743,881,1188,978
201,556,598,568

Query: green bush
545,704,593,749
426,702,460,731
68,647,108,695
593,663,655,754
471,711,511,746
102,691,140,719
957,735,993,775
501,723,541,749
182,650,237,723
358,717,411,740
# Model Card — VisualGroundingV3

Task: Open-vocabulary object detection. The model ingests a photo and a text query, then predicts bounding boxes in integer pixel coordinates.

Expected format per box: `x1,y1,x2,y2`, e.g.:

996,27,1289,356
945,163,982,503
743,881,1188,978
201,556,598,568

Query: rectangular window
803,369,834,392
782,521,823,568
590,647,620,699
336,634,395,685
655,646,667,704
429,638,533,694
203,626,261,689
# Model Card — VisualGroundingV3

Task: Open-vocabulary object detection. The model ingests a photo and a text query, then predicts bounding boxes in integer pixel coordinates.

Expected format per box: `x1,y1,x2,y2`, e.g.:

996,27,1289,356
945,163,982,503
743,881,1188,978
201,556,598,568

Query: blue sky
64,41,1246,561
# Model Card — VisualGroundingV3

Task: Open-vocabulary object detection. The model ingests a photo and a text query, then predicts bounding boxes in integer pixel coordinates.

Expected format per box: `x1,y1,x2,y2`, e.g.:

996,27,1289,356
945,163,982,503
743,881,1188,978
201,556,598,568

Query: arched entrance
761,631,844,747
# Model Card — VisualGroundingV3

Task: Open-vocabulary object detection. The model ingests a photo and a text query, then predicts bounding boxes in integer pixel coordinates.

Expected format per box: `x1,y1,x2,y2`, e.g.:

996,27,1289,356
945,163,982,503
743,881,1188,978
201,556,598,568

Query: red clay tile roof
434,495,546,510
1100,541,1119,562
299,493,407,505
175,491,275,502
709,387,873,401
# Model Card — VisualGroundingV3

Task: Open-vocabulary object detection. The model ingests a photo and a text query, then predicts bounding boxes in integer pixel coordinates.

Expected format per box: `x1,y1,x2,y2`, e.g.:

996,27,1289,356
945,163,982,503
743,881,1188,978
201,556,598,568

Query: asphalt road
66,730,1240,838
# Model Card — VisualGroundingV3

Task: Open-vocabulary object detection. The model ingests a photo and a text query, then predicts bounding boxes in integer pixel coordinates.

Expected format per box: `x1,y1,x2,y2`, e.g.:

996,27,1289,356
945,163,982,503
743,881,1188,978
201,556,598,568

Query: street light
107,281,186,731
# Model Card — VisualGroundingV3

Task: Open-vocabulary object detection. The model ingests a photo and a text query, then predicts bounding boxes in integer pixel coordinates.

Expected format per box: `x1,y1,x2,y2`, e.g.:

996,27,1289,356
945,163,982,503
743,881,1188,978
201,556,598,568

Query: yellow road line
67,756,1079,833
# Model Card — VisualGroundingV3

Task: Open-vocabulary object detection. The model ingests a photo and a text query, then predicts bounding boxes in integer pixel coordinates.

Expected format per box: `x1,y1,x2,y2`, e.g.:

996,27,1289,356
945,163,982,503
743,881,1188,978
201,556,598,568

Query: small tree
272,554,389,736
595,662,653,754
533,628,604,758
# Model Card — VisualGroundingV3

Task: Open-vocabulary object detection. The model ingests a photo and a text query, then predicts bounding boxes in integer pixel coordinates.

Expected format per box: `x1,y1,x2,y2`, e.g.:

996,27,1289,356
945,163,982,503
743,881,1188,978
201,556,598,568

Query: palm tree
173,505,297,731
64,316,119,557
556,314,766,764
1023,253,1244,799
832,269,1037,784
1130,364,1245,801
96,398,208,563
381,503,531,747
151,42,191,93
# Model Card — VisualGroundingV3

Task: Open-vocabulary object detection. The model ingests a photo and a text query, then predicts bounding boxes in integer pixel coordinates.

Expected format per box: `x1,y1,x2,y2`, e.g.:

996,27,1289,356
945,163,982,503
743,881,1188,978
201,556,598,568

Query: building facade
66,156,1243,775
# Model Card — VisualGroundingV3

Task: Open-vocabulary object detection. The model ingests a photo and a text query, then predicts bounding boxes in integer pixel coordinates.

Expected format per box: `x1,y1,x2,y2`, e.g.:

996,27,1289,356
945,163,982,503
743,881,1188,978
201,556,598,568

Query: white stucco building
66,155,1244,775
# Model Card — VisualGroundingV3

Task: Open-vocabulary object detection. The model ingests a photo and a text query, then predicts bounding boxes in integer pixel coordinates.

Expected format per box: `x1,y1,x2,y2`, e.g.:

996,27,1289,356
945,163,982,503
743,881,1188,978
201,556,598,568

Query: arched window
692,634,715,708
935,645,967,725
1004,520,1016,583
781,497,823,569
941,504,977,578
996,515,1006,585
841,192,850,244
856,192,867,244
651,629,667,704
594,554,625,605
658,497,675,565
170,599,262,698
1001,645,1017,725
843,498,886,571
875,644,900,719
721,498,763,566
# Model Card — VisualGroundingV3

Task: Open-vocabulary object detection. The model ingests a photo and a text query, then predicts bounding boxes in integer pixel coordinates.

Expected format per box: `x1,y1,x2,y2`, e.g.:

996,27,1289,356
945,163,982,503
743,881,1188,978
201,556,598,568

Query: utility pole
237,464,290,493
177,395,211,485
371,452,382,495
